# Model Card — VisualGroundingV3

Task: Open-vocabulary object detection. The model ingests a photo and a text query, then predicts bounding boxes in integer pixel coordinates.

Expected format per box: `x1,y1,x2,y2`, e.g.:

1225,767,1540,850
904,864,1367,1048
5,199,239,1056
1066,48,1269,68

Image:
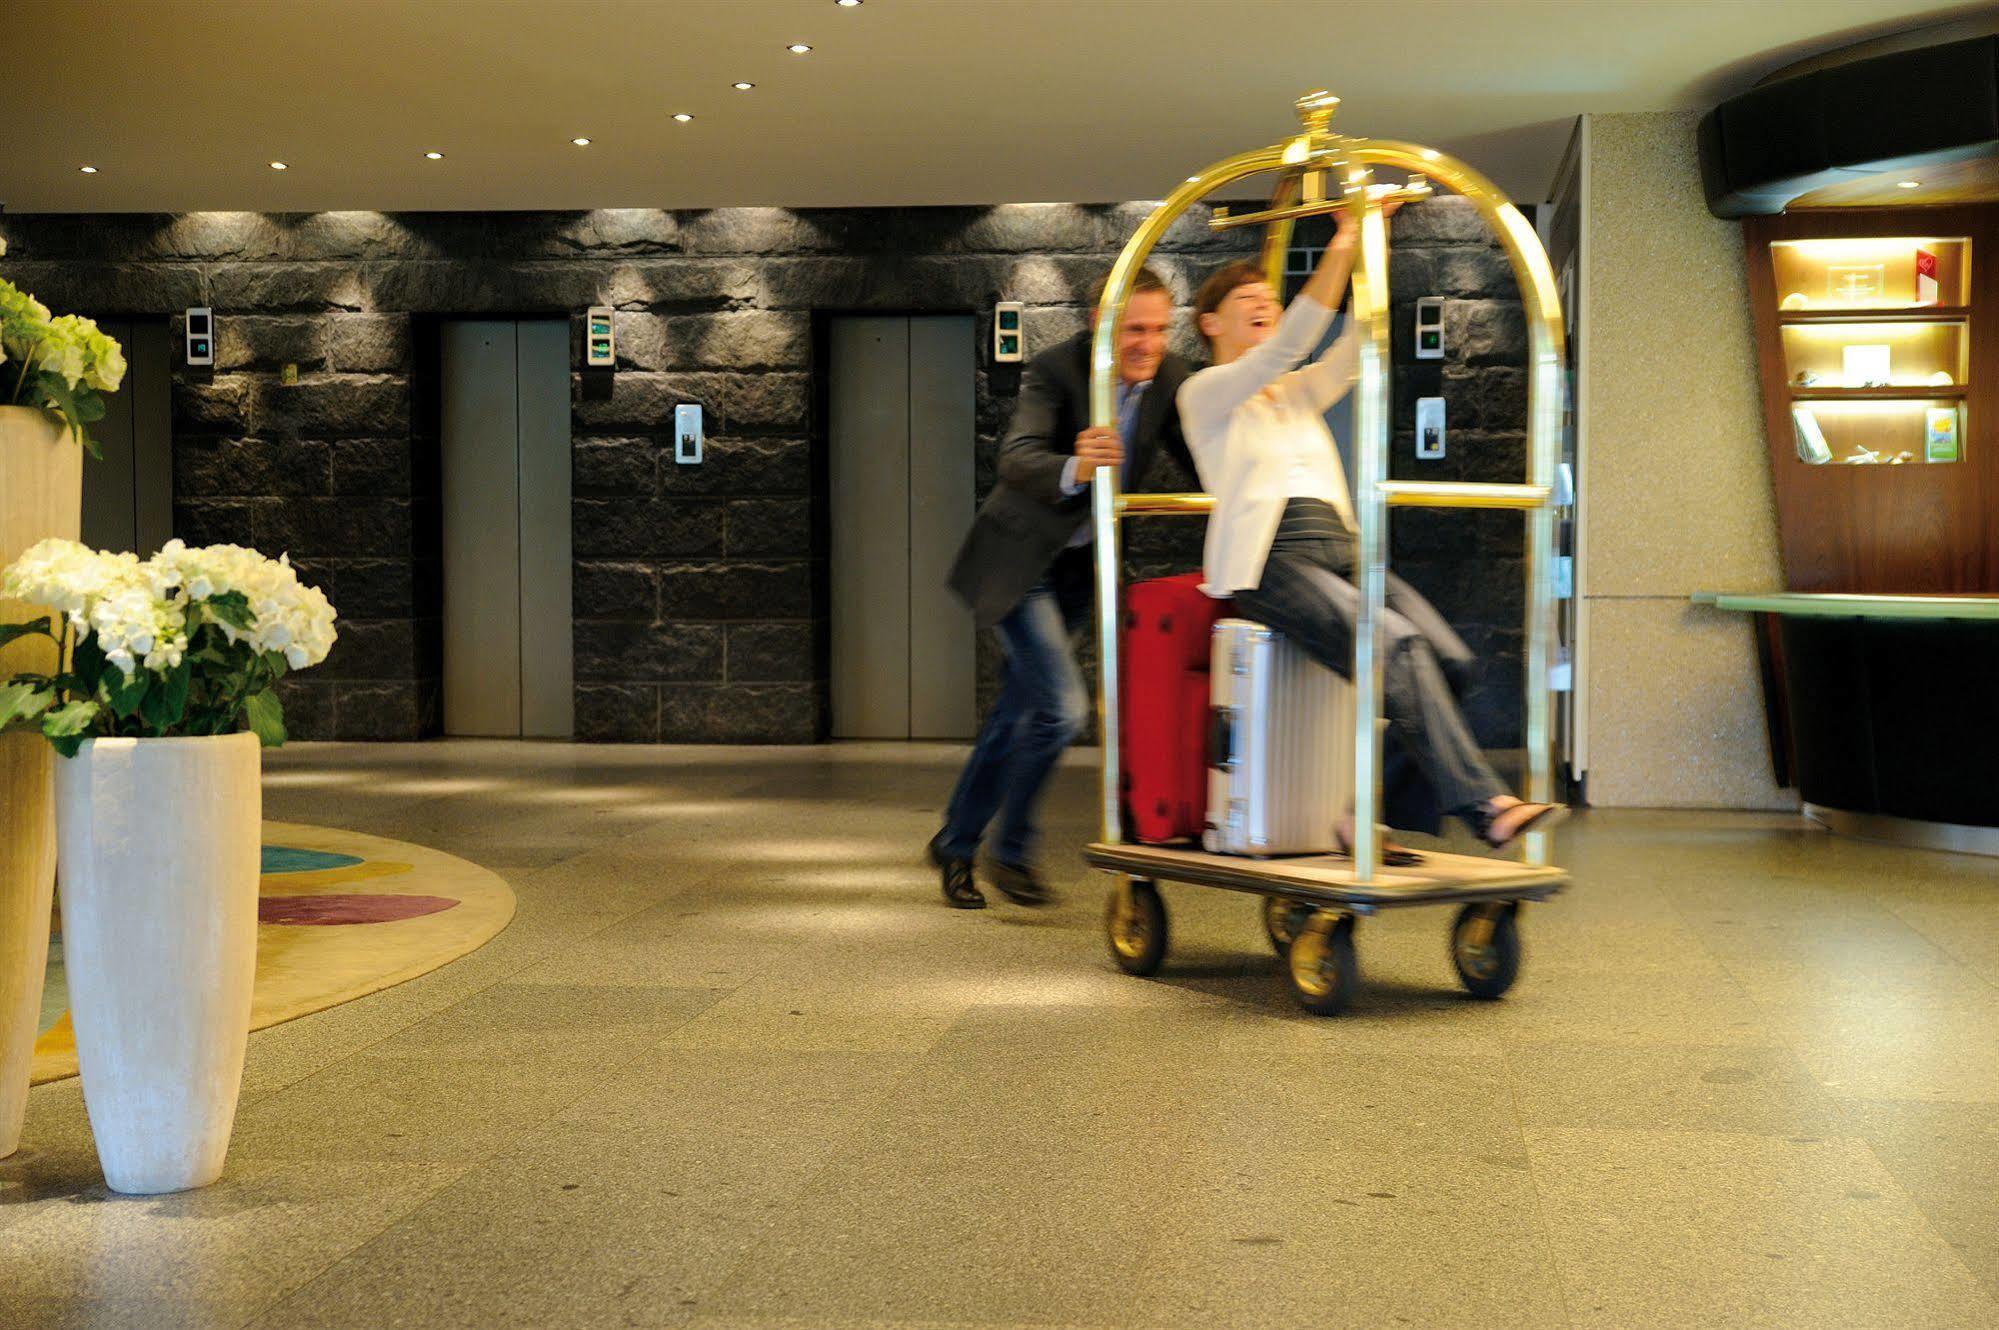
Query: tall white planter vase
55,732,262,1194
0,404,81,1158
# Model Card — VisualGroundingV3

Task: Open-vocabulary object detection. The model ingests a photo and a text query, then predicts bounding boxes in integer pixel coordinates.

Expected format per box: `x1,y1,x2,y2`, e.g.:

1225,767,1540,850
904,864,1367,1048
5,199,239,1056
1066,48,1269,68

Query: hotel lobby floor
5,740,1999,1328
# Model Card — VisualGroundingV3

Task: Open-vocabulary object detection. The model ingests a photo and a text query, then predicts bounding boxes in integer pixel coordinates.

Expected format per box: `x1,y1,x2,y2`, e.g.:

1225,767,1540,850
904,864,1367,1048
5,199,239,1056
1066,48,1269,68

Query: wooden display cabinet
1745,206,1999,592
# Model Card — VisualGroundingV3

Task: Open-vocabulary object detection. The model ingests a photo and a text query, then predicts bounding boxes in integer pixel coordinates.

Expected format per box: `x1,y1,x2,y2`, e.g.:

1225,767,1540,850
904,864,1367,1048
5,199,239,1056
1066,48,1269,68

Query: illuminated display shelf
1744,205,1999,594
1764,237,1974,468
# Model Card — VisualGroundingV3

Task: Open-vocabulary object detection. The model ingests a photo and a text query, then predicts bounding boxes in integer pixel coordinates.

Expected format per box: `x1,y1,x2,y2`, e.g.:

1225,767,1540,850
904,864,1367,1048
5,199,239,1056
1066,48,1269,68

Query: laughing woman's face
1201,279,1281,360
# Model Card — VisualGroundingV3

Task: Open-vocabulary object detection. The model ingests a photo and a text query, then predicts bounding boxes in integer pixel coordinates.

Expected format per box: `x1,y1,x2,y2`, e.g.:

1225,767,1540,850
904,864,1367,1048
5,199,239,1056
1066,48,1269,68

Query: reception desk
1699,592,1999,855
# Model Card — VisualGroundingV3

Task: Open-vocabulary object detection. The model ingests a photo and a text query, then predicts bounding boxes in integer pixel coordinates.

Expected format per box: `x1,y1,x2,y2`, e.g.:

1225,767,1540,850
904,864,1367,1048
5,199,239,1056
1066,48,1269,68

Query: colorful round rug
31,821,515,1084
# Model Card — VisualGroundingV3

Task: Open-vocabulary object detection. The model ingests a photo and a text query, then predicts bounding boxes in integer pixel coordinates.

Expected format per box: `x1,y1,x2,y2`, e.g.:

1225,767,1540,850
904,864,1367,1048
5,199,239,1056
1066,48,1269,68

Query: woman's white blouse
1176,293,1360,597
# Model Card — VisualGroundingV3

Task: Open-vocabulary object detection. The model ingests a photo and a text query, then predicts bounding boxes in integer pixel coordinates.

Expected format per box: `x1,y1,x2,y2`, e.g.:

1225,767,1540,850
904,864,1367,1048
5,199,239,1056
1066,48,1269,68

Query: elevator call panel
185,308,214,366
1414,297,1444,360
993,302,1024,363
586,305,616,367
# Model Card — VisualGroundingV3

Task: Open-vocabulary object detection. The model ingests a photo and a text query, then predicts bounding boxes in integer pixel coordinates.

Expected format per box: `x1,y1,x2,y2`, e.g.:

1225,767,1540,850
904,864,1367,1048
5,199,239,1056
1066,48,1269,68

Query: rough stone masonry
0,200,1528,745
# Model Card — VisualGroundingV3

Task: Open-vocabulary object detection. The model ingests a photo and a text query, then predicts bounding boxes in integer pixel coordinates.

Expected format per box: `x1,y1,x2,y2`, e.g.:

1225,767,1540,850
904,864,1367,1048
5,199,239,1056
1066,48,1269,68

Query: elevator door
830,316,976,739
440,320,573,738
80,320,173,556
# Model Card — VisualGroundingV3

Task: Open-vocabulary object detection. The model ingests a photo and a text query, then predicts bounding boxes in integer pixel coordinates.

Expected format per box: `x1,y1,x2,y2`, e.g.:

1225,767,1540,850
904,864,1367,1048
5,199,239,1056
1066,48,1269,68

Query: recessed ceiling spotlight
79,164,99,174
1897,180,1921,189
673,112,694,122
733,81,755,91
788,43,813,54
837,0,861,7
424,150,445,160
572,137,592,146
269,161,289,170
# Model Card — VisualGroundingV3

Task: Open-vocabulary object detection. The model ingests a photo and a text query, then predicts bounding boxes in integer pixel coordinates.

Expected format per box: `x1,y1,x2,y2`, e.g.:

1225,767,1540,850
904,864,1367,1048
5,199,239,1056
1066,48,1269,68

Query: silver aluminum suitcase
1204,619,1353,856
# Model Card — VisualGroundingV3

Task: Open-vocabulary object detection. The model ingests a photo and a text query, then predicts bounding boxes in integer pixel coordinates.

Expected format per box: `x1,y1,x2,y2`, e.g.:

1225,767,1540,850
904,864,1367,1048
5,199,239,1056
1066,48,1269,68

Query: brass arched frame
1086,106,1566,882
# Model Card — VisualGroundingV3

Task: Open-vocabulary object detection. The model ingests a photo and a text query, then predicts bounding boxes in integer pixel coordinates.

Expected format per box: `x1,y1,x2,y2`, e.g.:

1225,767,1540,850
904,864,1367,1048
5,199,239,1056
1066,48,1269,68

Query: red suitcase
1120,572,1232,843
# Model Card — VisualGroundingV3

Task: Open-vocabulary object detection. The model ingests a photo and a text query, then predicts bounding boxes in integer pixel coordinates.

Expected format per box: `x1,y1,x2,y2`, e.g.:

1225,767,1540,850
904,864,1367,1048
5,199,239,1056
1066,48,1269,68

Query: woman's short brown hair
1192,261,1267,345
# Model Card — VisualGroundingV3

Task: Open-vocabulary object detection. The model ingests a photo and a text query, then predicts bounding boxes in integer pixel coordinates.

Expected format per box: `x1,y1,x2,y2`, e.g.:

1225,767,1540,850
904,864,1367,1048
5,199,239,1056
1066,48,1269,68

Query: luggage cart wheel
1106,878,1168,976
1262,896,1313,956
1287,911,1357,1016
1450,903,1521,1000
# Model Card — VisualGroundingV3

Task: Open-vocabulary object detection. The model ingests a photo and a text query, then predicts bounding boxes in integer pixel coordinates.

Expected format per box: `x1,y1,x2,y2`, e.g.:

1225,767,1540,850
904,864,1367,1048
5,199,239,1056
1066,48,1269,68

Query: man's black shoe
925,833,952,871
985,860,1056,907
941,857,985,909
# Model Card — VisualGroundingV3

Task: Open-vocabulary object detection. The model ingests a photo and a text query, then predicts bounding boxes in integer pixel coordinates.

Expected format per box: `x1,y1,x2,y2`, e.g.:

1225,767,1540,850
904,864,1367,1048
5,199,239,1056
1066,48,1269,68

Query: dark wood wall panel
1746,205,1999,593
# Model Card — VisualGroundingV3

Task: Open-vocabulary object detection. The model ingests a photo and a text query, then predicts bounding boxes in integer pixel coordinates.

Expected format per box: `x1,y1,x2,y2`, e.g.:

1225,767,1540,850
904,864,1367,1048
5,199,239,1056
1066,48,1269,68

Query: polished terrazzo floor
5,740,1999,1328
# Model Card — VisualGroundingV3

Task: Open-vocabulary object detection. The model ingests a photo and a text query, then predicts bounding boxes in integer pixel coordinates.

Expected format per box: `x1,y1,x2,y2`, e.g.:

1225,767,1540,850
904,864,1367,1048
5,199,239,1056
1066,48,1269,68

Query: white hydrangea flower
79,318,126,393
87,579,188,679
39,316,90,390
3,536,336,686
144,539,337,669
0,538,138,627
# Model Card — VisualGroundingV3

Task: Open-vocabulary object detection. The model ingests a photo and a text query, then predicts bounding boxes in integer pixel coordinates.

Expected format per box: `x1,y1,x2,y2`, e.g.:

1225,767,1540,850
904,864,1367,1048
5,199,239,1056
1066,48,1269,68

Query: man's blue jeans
937,577,1091,866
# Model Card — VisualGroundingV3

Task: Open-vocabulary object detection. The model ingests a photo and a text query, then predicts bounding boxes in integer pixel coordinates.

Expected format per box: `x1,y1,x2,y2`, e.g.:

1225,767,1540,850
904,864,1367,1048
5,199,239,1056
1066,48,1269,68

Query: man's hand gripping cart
1083,91,1571,1016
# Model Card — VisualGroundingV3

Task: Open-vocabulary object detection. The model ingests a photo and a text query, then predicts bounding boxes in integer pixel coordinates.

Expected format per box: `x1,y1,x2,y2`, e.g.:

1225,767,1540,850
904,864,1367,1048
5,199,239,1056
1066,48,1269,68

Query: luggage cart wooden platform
1081,90,1572,1015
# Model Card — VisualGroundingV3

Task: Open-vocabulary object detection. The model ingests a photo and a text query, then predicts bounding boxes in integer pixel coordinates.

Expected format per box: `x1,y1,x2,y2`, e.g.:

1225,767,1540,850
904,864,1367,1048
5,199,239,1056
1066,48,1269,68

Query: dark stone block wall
1385,202,1536,750
0,199,1527,746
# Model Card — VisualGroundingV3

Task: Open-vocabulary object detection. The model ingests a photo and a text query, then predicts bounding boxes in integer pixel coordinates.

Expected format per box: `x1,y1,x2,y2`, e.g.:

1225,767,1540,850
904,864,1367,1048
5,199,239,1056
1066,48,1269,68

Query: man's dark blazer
948,331,1194,631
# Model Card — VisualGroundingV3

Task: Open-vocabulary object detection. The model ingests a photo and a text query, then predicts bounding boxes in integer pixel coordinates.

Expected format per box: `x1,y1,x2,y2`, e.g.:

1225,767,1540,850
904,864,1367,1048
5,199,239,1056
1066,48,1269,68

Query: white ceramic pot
0,404,81,1158
55,732,262,1194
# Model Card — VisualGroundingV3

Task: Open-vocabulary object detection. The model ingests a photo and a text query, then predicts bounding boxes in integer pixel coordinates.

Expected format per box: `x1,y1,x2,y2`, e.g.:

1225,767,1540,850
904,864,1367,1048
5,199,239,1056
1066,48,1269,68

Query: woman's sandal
1335,818,1425,868
1463,801,1568,852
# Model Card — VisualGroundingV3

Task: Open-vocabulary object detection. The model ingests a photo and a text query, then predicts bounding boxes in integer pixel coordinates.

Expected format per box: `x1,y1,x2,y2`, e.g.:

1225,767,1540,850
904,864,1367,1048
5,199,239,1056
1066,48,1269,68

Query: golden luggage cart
1084,91,1570,1015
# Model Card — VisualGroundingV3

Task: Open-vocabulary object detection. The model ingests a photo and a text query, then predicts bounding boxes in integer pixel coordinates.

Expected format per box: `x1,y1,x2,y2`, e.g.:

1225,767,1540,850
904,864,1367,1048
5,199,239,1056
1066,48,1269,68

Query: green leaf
203,591,253,631
34,371,85,444
103,665,148,719
75,429,103,461
48,732,87,759
0,618,56,650
67,632,108,695
41,699,100,741
0,682,55,730
139,660,191,733
74,390,107,424
243,689,287,748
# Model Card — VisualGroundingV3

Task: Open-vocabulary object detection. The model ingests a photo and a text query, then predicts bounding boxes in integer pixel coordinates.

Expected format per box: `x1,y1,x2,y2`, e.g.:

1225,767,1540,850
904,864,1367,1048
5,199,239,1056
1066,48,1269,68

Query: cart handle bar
1116,481,1549,518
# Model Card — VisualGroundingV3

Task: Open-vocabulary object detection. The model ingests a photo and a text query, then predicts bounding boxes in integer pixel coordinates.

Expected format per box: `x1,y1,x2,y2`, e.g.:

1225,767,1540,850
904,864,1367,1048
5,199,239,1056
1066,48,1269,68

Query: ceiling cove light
269,161,289,170
571,137,592,146
79,165,98,173
788,43,813,54
673,113,694,123
733,81,755,91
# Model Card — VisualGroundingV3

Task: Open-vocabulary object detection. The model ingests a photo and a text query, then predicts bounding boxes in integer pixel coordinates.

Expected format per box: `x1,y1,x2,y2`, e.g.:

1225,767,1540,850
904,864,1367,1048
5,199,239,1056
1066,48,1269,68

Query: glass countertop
1694,591,1999,621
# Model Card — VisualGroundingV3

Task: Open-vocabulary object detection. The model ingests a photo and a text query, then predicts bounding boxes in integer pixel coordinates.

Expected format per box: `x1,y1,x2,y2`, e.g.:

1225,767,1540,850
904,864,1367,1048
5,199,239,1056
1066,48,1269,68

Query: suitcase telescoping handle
1208,705,1238,773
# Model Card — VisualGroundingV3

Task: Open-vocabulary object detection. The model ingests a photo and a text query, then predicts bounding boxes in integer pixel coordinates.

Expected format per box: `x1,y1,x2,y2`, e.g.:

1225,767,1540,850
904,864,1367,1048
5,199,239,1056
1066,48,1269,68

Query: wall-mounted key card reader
674,403,703,466
1415,396,1446,459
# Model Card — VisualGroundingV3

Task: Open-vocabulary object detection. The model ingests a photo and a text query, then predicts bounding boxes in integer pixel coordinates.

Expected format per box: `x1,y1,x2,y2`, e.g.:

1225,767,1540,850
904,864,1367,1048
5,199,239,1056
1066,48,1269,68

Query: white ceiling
3,0,1986,214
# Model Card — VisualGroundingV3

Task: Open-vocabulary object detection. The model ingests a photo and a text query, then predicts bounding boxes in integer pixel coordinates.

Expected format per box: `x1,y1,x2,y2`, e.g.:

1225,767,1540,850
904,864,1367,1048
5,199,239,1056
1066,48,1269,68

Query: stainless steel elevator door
440,320,573,738
830,316,976,740
80,320,173,556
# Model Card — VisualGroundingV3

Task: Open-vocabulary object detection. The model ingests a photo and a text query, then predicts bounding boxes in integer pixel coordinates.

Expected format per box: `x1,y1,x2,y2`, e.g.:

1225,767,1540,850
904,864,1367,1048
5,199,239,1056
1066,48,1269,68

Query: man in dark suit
929,267,1193,909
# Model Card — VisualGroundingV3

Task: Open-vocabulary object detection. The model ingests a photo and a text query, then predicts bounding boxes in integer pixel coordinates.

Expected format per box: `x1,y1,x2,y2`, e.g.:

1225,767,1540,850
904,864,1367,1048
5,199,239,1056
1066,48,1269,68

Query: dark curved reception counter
1701,592,1999,856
